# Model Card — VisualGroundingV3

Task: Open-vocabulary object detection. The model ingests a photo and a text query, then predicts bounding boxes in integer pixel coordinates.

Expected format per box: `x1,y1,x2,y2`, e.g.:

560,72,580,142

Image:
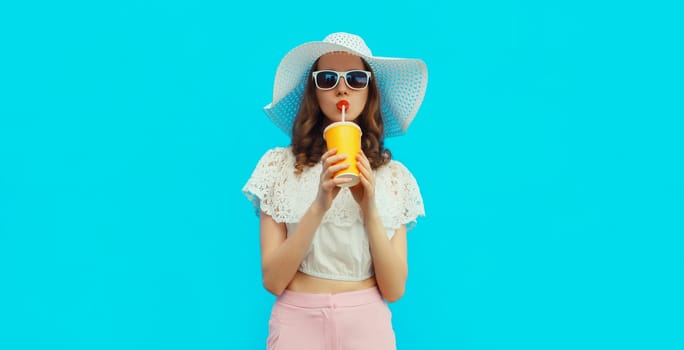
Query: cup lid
323,121,362,138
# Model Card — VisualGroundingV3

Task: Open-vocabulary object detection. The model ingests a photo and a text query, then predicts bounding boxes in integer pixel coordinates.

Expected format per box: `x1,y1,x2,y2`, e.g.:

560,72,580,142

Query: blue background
1,1,682,349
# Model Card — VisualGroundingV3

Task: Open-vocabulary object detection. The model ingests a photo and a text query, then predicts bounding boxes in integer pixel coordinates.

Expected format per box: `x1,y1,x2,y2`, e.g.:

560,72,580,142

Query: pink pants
267,287,396,350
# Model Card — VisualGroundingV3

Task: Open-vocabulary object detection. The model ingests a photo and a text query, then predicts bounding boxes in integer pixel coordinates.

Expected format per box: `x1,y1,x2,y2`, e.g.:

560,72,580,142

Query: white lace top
242,147,425,281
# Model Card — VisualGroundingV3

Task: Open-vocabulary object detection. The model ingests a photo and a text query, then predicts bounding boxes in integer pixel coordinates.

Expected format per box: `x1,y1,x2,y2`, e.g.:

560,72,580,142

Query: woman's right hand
313,148,352,212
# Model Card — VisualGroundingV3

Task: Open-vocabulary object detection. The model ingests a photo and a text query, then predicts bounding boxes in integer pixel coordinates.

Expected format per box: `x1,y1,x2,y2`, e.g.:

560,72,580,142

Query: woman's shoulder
252,145,294,167
386,158,410,170
259,145,293,159
378,158,417,180
375,158,425,229
245,145,295,181
376,158,422,194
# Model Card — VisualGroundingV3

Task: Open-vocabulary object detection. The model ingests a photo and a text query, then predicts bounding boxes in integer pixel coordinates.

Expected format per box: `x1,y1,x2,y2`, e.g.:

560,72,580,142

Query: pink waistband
277,287,384,308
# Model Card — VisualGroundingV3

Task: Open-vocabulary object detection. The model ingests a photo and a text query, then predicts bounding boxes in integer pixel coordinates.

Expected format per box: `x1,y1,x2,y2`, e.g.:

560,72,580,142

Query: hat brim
264,41,427,138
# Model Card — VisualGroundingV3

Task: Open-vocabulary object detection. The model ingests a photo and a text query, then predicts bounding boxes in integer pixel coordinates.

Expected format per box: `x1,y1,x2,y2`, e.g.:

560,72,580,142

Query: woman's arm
365,211,408,303
351,151,409,302
259,205,325,296
259,149,352,296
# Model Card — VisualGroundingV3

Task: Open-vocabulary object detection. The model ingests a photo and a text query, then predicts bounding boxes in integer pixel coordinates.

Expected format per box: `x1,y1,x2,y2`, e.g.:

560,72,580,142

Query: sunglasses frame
311,70,372,91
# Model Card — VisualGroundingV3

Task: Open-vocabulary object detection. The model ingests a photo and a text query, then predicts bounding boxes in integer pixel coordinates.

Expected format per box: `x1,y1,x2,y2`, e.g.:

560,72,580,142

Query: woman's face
314,53,369,123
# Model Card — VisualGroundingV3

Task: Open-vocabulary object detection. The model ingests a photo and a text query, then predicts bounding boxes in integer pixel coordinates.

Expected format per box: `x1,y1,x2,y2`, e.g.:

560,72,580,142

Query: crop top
242,147,425,281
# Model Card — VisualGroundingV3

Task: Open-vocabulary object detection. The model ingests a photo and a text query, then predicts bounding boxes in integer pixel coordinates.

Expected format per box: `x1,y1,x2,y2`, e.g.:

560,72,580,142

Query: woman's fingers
356,153,371,169
321,177,336,191
322,148,337,159
356,155,371,178
325,154,346,167
327,162,349,175
355,154,375,195
357,163,371,187
323,155,348,178
332,177,353,186
320,151,349,193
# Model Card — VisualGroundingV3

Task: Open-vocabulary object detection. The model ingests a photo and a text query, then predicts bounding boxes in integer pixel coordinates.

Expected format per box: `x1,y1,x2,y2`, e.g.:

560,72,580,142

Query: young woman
243,32,427,350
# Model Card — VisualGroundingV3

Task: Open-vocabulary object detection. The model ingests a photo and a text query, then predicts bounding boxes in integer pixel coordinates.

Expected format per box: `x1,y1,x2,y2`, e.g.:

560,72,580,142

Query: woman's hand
313,148,353,212
350,150,377,215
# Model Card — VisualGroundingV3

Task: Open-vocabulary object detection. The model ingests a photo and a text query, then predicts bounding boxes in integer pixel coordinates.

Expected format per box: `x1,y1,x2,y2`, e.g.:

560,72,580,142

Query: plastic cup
323,122,362,187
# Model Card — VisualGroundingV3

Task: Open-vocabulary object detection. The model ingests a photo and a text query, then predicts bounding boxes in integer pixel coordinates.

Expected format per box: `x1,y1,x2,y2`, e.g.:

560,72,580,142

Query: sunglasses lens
346,71,369,89
316,71,339,89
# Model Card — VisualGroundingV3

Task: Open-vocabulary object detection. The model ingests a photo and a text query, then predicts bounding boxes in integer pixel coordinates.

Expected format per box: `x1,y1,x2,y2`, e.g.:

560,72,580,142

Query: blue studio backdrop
1,1,682,349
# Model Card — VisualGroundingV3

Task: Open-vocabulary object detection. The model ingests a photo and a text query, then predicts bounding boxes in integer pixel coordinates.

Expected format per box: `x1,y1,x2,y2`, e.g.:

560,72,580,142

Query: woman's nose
335,76,349,94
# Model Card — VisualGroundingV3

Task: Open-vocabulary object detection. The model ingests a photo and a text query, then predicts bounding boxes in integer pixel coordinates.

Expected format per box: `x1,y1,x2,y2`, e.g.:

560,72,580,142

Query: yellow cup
323,122,362,187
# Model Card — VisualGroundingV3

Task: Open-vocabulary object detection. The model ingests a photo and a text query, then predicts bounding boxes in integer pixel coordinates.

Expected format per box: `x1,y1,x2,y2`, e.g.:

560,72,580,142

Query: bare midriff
286,271,377,294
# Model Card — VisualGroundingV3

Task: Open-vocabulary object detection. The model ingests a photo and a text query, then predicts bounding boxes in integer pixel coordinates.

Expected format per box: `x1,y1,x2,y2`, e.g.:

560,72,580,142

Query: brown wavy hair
291,57,391,174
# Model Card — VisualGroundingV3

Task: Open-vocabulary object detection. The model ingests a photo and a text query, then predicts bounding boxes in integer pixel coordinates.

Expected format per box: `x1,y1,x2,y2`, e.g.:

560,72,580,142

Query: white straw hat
263,32,428,137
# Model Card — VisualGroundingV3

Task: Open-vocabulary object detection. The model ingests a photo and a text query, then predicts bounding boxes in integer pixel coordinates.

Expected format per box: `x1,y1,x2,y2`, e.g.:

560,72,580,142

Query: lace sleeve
376,161,426,230
242,147,292,218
